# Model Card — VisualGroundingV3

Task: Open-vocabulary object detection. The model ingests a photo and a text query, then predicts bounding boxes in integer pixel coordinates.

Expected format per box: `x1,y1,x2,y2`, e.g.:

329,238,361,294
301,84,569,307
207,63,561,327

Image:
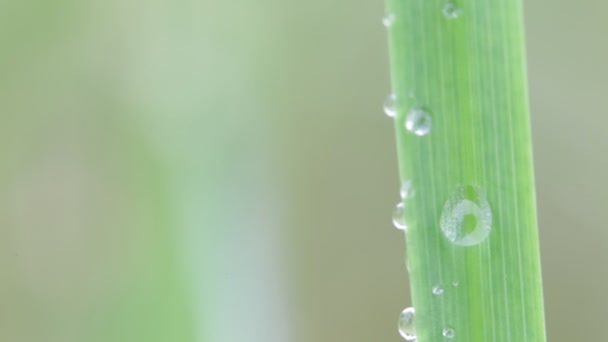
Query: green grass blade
384,1,546,342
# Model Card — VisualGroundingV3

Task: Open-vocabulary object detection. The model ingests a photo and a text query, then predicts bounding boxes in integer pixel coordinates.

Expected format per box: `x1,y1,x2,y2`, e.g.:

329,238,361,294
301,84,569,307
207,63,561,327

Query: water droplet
400,180,415,199
443,2,462,19
405,107,432,136
440,185,492,246
382,13,396,27
384,93,397,118
392,202,406,230
442,327,456,339
452,281,459,287
432,285,444,295
398,307,416,340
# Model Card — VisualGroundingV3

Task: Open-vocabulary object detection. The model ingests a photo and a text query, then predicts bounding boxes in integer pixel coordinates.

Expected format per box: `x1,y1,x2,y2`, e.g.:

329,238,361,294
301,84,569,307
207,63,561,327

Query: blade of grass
384,1,546,342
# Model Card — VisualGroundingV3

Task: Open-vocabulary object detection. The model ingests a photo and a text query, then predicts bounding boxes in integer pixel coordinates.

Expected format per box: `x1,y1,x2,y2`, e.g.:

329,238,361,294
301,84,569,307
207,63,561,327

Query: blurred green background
0,1,605,341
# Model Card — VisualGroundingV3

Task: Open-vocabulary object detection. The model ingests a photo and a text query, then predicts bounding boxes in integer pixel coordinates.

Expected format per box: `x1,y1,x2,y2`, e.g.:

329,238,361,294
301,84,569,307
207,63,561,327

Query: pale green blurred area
0,0,605,342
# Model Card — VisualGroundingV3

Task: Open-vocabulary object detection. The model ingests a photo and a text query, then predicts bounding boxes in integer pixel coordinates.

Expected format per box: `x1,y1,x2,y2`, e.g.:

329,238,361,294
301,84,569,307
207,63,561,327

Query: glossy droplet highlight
398,307,416,340
432,285,444,295
440,185,492,246
443,2,462,19
382,13,396,27
405,107,432,136
452,281,459,287
443,327,456,339
392,202,406,230
400,180,415,199
384,93,397,118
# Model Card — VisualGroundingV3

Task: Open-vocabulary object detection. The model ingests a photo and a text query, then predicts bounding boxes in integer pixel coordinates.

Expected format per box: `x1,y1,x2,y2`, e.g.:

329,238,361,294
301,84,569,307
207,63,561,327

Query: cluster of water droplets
433,279,461,297
398,305,456,340
383,93,432,137
393,180,415,339
382,1,464,134
432,282,460,339
390,184,488,341
383,4,470,340
391,182,490,340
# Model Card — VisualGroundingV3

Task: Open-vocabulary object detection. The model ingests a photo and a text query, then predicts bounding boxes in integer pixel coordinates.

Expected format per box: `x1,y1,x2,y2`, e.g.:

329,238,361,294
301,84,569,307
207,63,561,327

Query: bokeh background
0,1,605,341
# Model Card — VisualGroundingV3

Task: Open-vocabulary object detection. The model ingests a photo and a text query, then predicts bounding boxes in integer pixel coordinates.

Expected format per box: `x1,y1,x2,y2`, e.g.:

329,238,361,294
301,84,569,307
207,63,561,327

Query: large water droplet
392,202,406,230
440,185,492,246
443,2,462,19
384,94,397,118
382,13,396,27
398,307,416,340
405,107,432,136
400,180,415,199
442,327,456,339
432,285,444,295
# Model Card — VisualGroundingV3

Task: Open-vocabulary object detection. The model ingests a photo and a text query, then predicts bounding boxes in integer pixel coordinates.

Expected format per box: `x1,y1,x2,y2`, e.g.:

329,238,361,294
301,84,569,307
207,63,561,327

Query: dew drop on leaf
384,93,397,118
392,202,406,230
405,107,432,136
443,327,456,339
383,13,396,27
443,2,462,19
400,180,415,199
398,307,416,340
432,285,444,295
440,185,492,246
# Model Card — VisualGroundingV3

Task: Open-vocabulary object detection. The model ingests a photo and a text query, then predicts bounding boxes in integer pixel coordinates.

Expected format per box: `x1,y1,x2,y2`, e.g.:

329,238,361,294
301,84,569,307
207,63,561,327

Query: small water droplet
405,107,432,136
382,13,396,27
452,281,459,287
384,93,397,118
443,2,462,19
398,307,416,340
432,285,444,295
440,185,492,246
392,202,406,230
442,327,456,339
400,180,415,199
